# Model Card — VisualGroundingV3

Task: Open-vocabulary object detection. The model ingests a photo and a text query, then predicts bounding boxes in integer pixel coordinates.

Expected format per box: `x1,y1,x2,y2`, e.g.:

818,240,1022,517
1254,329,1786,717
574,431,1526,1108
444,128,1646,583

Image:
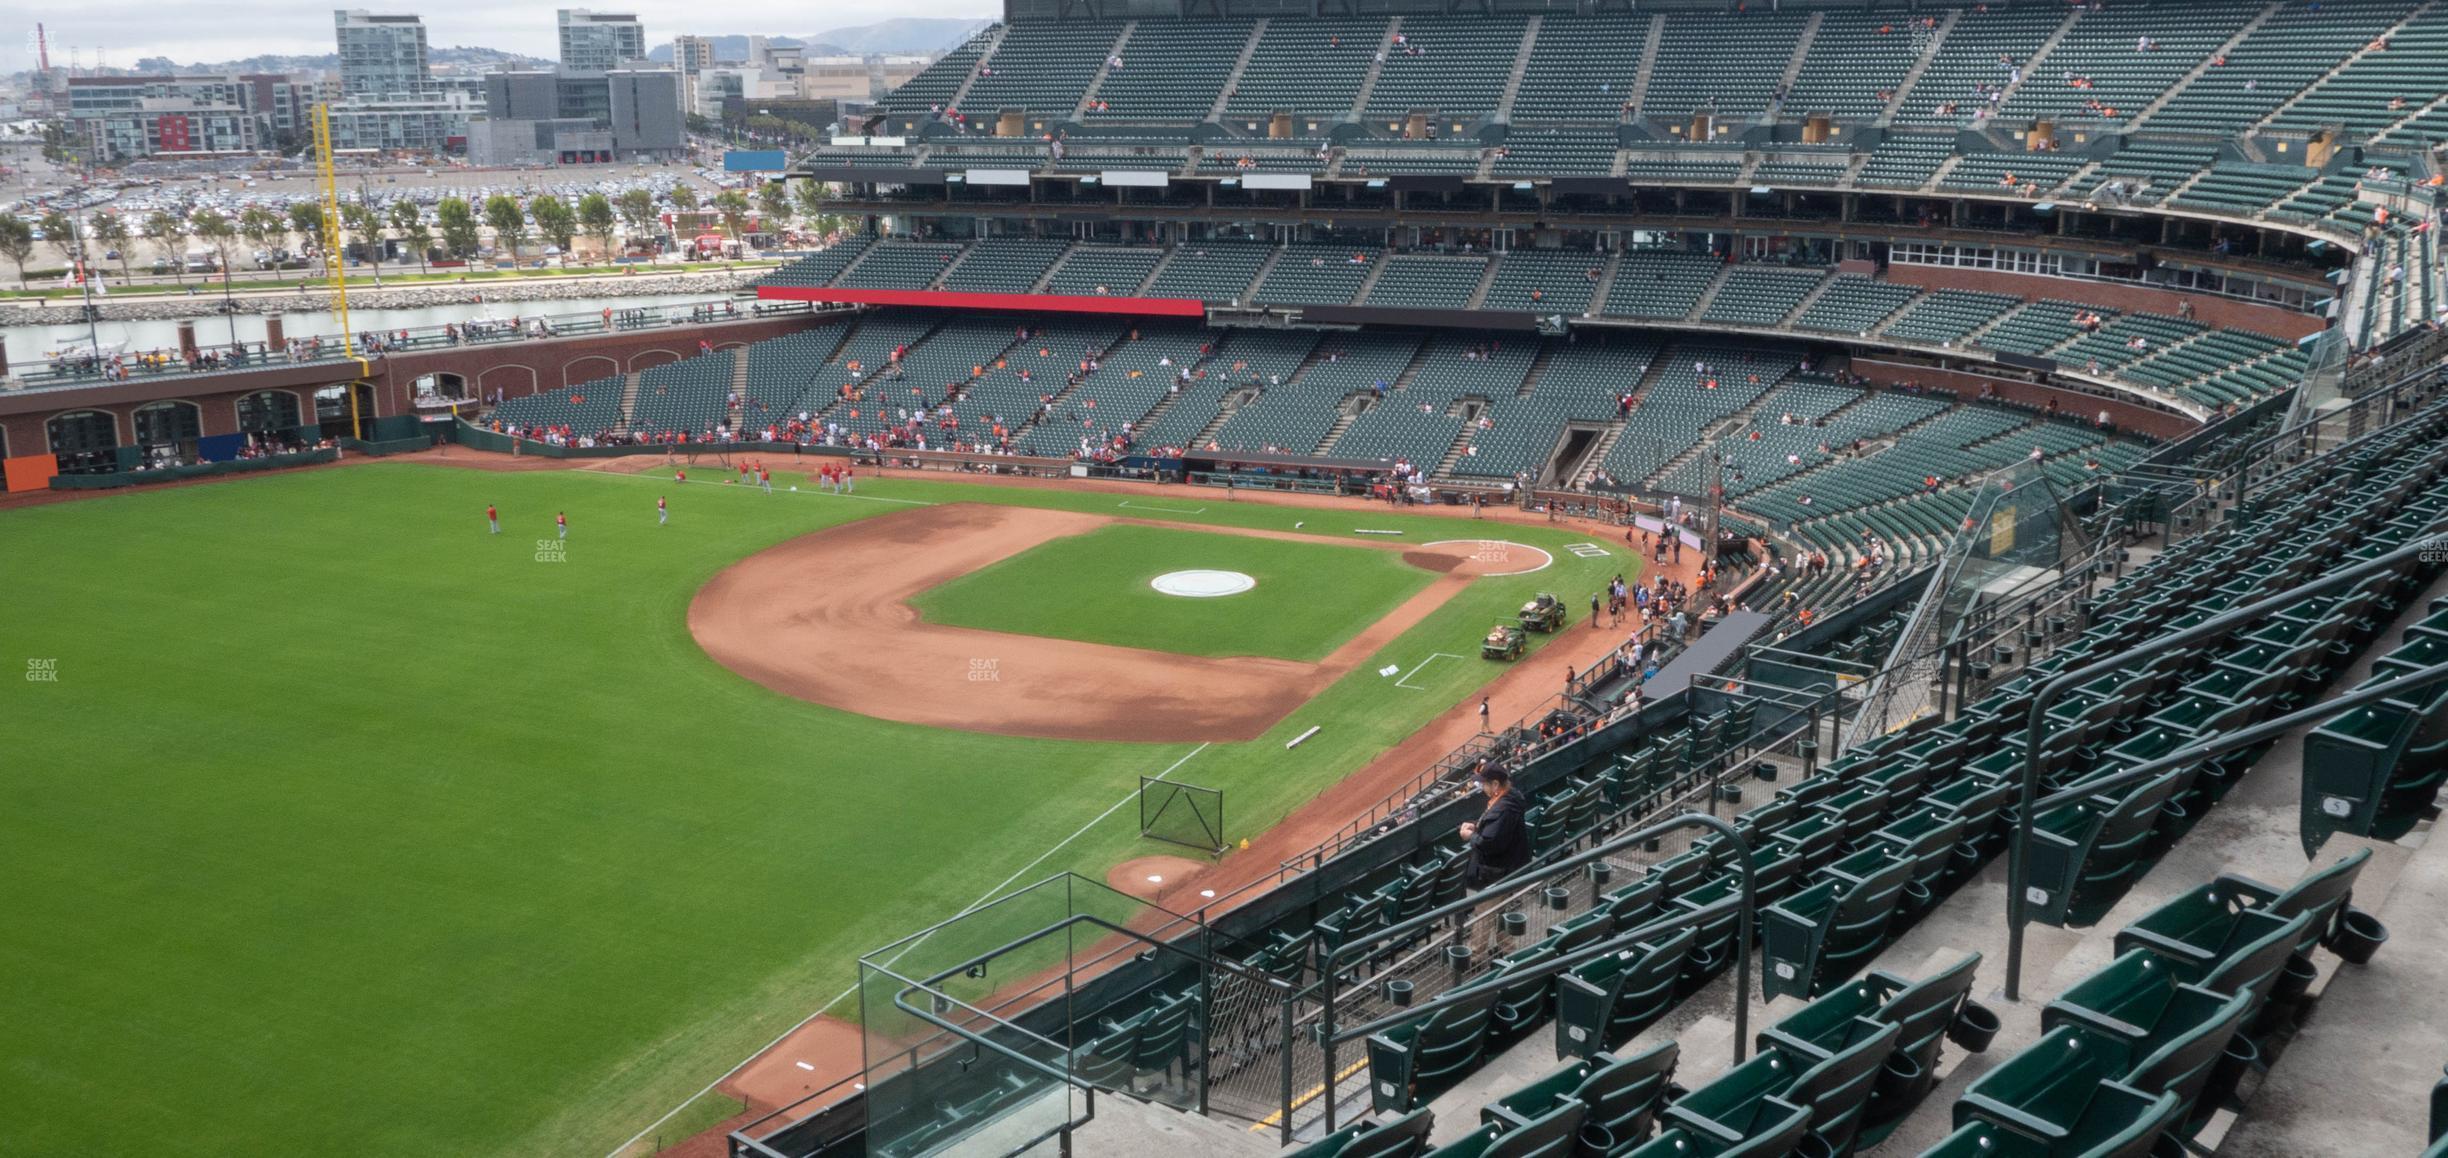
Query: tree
616,187,657,240
0,214,34,287
669,184,699,214
402,220,435,275
146,211,189,284
794,179,831,237
89,213,132,282
711,189,751,242
484,194,527,262
577,192,617,260
238,206,285,279
756,179,792,234
389,200,428,273
39,209,77,266
436,196,481,259
288,202,326,267
191,208,238,283
341,200,384,279
530,194,576,255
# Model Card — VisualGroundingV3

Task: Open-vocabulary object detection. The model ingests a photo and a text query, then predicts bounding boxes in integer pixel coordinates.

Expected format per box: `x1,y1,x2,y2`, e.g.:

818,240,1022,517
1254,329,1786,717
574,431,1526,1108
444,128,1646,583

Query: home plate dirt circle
1150,569,1256,597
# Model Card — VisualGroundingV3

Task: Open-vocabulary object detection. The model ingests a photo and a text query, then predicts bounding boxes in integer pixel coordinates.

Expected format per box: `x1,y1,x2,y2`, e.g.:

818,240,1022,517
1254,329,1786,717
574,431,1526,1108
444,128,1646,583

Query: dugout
311,383,378,439
45,410,120,475
1180,450,1394,494
132,400,204,462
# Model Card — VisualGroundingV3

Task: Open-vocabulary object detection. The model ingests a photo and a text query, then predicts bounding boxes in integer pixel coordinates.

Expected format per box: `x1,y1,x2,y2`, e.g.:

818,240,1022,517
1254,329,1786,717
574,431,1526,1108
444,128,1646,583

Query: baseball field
0,460,1630,1156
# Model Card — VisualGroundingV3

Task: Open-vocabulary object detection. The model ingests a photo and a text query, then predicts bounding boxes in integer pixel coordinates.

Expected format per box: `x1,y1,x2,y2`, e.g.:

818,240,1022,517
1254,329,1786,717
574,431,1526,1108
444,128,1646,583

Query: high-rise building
333,10,430,98
670,35,716,77
469,67,684,165
558,10,648,73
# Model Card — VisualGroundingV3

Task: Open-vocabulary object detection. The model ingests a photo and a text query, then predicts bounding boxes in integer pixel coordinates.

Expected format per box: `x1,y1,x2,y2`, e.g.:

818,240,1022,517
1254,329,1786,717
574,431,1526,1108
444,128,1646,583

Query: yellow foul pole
313,103,369,439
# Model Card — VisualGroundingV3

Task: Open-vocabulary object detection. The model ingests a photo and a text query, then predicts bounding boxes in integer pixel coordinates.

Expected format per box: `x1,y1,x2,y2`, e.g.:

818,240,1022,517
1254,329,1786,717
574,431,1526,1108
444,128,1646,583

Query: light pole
71,213,102,360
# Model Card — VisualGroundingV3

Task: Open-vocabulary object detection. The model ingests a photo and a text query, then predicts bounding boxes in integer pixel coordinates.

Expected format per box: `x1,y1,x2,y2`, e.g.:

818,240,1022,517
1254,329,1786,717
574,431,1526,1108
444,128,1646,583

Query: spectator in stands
1458,767,1529,887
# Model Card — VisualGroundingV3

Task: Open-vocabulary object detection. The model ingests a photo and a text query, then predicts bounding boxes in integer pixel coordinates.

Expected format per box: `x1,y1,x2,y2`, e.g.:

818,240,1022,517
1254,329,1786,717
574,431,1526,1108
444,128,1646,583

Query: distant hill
130,45,553,75
644,18,987,63
805,18,992,55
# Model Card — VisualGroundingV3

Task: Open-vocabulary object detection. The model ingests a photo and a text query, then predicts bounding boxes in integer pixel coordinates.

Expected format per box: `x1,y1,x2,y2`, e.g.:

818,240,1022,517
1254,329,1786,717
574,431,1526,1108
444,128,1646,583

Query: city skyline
10,0,995,71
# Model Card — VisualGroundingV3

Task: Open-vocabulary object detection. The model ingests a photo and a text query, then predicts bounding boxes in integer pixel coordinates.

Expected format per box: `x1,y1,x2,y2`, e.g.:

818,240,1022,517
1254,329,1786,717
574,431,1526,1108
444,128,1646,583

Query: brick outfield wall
1849,357,2200,441
0,314,826,459
1882,264,2328,343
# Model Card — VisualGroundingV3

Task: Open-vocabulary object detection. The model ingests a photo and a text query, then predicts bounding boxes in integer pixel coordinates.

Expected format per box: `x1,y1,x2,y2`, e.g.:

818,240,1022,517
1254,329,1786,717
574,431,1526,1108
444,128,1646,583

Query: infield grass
0,463,1631,1158
911,523,1440,661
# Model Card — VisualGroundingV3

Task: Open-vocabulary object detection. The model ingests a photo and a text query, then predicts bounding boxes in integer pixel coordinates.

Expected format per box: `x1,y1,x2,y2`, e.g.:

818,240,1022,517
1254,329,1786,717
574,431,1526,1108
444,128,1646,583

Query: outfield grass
0,465,1630,1157
910,523,1440,662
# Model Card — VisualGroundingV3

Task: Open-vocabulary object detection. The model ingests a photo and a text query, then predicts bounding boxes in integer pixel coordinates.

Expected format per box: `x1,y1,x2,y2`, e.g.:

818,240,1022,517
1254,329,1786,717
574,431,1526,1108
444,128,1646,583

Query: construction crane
311,102,368,439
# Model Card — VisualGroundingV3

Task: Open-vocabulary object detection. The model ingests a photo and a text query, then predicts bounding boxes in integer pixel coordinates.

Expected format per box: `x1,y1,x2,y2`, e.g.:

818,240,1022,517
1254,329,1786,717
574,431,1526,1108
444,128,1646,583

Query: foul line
1394,653,1468,689
604,741,1209,1158
1117,500,1209,515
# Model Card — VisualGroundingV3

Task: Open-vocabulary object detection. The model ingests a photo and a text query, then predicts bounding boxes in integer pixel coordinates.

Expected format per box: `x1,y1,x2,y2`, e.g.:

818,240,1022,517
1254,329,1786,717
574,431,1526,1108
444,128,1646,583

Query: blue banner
724,150,788,173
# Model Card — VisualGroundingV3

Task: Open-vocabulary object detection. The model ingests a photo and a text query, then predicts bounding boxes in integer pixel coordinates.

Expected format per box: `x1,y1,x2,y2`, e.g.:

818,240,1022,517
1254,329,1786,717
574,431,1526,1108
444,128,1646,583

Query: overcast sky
16,1,997,69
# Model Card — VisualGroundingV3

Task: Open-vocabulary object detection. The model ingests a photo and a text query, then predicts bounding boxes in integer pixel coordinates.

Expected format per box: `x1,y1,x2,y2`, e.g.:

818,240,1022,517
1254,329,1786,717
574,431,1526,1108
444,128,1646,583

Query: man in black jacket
1460,767,1531,888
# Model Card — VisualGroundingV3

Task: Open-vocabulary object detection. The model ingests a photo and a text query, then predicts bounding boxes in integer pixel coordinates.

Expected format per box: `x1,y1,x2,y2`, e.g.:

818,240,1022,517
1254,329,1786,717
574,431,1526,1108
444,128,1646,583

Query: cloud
18,0,996,67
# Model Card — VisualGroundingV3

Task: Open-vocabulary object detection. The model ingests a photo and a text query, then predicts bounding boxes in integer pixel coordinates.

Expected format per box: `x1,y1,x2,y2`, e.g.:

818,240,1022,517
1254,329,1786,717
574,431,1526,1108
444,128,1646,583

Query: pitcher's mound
1107,856,1213,901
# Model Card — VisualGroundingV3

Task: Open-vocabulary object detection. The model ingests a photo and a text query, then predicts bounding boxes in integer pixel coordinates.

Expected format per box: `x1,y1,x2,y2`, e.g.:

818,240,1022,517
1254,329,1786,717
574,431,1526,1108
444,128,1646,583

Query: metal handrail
2004,535,2439,999
1315,810,1756,1134
907,910,1296,996
2024,661,2448,818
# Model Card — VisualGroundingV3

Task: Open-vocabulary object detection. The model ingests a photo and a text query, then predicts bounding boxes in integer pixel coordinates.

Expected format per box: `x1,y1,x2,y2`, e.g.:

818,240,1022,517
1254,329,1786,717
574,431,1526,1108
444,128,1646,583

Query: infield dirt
687,502,1546,743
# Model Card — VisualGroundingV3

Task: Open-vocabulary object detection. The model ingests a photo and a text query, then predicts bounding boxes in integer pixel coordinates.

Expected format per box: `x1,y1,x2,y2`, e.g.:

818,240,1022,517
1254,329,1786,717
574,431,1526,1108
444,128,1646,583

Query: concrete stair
1350,252,1393,304
1570,419,1629,487
613,370,643,433
1493,14,1543,122
1989,6,2090,111
1683,262,1739,322
1587,250,1626,314
1626,13,1665,116
2129,0,2282,130
1958,297,2036,348
1025,243,1078,294
1775,273,1843,328
2248,0,2440,134
1208,17,1269,122
1239,244,1288,307
1880,8,1962,124
1072,21,1138,120
2372,89,2448,146
1348,18,1405,120
1466,255,1503,311
941,24,1009,114
1313,408,1362,455
1775,12,1826,99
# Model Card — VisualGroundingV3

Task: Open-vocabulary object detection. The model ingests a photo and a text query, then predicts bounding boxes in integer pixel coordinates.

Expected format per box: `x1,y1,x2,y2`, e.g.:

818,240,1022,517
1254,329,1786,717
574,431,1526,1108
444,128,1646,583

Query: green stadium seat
2021,770,2185,927
1429,1097,1585,1158
1556,928,1696,1058
1485,1041,1681,1155
1920,1090,2176,1158
2116,849,2372,982
1626,1055,1813,1158
1368,979,1504,1112
1291,1107,1437,1158
1759,849,1915,1000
